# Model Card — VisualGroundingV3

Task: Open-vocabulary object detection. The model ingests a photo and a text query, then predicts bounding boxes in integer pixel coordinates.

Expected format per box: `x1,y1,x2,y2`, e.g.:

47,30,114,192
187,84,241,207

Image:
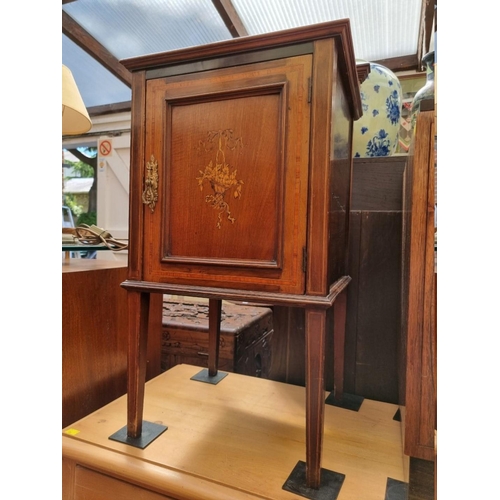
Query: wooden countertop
62,258,127,273
63,364,406,500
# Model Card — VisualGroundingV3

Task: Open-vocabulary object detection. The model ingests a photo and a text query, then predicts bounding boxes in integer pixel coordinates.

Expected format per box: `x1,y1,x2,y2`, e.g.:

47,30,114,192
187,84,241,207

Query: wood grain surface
63,364,407,500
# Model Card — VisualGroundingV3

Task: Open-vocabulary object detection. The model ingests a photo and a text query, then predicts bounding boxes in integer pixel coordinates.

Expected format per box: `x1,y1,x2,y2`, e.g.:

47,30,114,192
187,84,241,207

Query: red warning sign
99,139,112,157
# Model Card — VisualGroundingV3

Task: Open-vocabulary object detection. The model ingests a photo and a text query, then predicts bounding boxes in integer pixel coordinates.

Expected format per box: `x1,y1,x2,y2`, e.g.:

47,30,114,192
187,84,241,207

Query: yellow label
64,428,80,436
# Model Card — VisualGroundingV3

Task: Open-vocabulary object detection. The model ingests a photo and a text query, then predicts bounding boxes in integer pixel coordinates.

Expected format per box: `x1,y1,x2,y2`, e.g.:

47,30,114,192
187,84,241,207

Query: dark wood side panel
62,263,162,428
269,306,305,386
409,457,435,500
341,212,361,394
63,265,129,428
352,211,402,403
271,156,406,405
345,156,405,401
351,156,405,211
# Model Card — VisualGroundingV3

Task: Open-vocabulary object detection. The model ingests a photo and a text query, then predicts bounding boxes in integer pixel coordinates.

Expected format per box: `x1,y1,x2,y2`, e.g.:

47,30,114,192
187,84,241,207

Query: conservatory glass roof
62,0,432,109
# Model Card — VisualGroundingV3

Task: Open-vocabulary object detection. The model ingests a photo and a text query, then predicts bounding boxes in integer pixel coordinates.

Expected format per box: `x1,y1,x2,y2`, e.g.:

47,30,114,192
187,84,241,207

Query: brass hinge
302,247,307,273
307,77,312,103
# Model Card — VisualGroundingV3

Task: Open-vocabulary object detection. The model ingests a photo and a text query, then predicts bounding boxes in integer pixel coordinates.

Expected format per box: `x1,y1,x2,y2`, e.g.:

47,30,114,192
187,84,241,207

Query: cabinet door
142,55,312,294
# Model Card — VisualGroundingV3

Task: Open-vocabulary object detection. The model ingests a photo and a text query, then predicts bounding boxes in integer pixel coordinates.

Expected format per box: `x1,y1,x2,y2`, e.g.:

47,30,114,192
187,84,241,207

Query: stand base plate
325,392,364,412
385,477,409,500
109,421,168,449
282,460,345,500
190,368,228,385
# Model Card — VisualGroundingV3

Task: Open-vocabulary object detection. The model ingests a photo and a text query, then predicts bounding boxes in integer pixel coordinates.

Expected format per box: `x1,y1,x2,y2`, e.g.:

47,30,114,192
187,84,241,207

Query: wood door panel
143,56,311,293
166,92,283,265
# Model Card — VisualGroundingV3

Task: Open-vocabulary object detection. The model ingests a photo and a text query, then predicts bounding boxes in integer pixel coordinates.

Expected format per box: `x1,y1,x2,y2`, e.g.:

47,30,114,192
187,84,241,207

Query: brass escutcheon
142,155,159,213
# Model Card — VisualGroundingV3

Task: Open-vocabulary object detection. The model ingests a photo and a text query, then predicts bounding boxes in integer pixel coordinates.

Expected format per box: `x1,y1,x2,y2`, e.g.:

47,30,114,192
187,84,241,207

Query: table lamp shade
62,65,92,135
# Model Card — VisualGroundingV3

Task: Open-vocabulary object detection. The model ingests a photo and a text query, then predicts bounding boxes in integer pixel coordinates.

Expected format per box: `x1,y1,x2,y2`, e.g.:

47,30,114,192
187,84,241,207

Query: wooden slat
211,0,248,37
416,0,436,67
62,10,132,87
373,54,420,73
423,0,436,58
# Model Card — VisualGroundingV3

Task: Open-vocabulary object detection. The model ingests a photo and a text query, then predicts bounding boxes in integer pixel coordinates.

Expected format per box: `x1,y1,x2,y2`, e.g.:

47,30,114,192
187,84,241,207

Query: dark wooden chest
161,299,273,378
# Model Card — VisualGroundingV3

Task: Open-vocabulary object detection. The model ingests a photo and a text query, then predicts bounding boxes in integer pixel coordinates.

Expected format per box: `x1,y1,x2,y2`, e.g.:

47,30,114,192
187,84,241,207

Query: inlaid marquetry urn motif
196,129,244,229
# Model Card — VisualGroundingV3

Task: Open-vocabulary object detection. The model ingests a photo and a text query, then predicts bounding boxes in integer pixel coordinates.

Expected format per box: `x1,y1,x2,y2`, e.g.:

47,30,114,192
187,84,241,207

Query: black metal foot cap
190,368,228,385
325,392,364,412
282,460,345,500
108,421,168,449
385,477,409,500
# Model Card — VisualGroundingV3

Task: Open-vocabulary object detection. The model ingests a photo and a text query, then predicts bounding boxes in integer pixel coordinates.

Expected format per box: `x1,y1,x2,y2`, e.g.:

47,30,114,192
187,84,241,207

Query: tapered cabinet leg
333,289,347,401
127,290,150,438
325,287,364,412
108,290,168,449
304,308,327,489
283,302,346,498
207,298,222,377
190,298,227,385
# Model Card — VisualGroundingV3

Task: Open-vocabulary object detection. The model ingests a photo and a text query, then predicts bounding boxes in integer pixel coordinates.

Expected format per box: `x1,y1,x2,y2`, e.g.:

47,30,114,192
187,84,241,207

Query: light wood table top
63,364,406,500
62,258,127,273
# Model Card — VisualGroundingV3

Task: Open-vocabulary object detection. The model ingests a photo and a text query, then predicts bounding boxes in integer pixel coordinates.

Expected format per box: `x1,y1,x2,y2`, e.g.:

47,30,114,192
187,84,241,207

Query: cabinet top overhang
121,19,362,120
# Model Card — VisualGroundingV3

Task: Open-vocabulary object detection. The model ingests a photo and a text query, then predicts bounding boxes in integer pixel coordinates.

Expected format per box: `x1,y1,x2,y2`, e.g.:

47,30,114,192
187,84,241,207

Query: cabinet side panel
128,70,147,280
306,39,335,295
328,59,353,285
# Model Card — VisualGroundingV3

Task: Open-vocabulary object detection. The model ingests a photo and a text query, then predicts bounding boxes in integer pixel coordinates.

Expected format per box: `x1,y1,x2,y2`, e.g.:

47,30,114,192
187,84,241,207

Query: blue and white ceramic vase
353,61,402,157
410,51,435,131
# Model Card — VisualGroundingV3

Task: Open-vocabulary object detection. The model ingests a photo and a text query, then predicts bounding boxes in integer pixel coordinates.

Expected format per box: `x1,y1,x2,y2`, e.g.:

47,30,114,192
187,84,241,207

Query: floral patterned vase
353,62,402,157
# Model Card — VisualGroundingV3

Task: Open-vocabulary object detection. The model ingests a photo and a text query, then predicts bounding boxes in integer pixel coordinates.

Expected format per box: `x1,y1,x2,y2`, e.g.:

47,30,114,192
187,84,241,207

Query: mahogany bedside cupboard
117,19,362,491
